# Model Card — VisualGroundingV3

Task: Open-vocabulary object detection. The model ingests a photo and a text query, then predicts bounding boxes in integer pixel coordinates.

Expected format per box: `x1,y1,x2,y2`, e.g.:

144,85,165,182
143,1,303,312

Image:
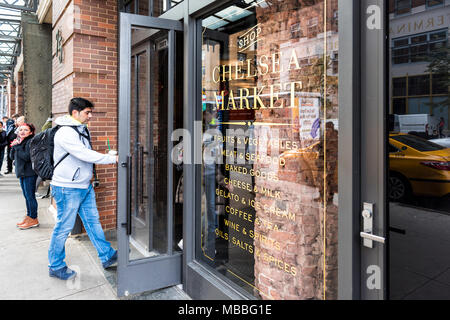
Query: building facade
8,0,448,300
389,0,449,135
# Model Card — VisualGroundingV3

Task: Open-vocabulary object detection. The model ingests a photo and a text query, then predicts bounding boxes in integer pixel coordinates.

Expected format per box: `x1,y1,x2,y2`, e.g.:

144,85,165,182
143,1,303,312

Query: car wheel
388,173,411,202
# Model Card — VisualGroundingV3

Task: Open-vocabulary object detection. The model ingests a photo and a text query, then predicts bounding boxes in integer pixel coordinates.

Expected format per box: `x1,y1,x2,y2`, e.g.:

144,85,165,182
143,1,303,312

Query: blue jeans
19,175,38,219
0,146,5,171
48,185,116,270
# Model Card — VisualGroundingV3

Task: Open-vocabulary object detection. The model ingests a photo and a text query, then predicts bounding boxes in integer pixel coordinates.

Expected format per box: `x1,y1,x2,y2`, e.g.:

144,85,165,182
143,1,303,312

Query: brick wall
52,0,118,230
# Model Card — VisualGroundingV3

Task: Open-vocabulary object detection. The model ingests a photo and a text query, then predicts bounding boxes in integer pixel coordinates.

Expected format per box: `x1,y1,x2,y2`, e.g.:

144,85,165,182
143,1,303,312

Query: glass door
360,0,450,300
117,13,183,297
387,1,450,299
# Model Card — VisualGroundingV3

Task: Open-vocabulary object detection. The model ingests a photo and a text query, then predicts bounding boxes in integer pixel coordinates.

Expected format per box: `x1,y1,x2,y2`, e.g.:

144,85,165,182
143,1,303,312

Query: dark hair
69,98,94,116
11,113,20,119
19,123,36,140
22,123,35,134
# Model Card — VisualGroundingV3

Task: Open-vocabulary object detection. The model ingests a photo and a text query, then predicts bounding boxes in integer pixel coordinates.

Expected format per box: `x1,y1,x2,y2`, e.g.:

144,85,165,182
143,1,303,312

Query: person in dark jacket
0,121,8,174
5,114,20,174
10,123,39,230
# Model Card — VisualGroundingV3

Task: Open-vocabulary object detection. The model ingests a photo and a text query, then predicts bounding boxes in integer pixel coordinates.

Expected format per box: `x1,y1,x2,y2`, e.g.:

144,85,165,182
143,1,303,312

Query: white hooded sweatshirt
51,115,116,189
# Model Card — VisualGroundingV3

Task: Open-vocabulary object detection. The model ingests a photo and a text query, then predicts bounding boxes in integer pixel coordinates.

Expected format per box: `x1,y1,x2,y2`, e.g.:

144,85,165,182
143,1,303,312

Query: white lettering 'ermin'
178,304,213,318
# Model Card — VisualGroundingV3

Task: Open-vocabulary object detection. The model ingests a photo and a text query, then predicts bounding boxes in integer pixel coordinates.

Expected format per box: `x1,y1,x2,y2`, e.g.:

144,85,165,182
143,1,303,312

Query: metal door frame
117,12,183,297
338,0,387,300
360,0,387,300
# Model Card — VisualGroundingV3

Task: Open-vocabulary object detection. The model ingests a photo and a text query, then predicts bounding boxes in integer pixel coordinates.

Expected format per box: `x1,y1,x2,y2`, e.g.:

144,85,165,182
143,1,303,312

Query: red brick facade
52,0,118,230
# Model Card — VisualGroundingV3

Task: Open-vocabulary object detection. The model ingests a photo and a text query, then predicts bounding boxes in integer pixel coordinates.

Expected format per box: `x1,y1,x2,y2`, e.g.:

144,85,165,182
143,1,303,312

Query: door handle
360,232,385,244
121,155,132,235
139,146,144,204
361,202,385,248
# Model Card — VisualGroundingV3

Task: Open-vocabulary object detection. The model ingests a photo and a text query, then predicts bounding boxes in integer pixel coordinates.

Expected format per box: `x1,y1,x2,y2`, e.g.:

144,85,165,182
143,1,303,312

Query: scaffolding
0,1,37,83
0,1,37,116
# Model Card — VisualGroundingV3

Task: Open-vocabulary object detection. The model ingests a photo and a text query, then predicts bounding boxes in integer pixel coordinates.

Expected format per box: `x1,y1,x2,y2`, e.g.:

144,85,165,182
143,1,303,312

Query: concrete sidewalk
0,172,118,300
0,167,190,300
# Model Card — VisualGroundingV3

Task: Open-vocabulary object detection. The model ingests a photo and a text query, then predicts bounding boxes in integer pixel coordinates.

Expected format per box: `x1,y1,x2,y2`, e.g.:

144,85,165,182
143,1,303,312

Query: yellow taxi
389,133,450,201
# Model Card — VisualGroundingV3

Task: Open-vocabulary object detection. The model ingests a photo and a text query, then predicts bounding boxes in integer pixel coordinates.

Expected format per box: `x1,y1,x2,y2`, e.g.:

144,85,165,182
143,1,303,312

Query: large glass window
120,0,183,16
198,0,339,300
391,73,449,129
392,29,448,64
395,0,411,15
427,0,444,8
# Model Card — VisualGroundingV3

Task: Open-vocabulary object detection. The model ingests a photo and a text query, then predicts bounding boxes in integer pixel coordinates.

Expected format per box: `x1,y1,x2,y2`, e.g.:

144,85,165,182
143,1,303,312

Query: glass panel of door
197,0,340,300
129,27,183,262
388,1,450,299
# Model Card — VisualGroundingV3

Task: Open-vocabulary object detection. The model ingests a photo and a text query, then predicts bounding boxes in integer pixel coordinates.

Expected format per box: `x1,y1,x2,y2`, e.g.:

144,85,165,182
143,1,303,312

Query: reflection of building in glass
201,0,339,300
252,0,338,301
389,0,450,134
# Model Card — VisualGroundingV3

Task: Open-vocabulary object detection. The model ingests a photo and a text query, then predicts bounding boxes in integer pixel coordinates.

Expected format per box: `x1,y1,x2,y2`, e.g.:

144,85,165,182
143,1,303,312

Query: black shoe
4,171,11,174
102,251,118,269
49,266,77,280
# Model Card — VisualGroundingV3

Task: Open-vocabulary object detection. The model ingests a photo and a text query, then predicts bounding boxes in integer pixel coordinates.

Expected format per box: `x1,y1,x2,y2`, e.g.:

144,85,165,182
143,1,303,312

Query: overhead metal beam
0,1,36,81
0,18,21,24
0,0,37,12
0,35,21,41
0,39,19,43
0,52,18,57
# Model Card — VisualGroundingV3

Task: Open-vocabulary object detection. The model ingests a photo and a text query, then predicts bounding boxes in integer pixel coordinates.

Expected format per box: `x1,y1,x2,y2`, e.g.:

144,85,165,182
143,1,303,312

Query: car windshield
391,134,445,152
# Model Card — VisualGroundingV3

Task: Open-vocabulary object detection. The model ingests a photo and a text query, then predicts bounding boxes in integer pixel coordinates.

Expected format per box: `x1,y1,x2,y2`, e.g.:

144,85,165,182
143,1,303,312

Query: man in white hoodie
48,98,118,280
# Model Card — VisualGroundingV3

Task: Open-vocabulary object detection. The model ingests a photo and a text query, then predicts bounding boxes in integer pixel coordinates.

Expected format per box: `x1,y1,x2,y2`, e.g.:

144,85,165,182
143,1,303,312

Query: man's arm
55,127,116,165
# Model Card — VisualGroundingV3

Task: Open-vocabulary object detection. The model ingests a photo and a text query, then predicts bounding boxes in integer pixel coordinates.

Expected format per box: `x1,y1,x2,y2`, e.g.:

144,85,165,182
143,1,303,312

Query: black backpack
30,124,98,181
29,125,65,180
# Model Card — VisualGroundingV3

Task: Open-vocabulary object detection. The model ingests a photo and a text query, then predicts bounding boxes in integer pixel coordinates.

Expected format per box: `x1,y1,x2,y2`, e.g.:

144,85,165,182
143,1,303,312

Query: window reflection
199,0,339,300
120,0,184,16
388,0,450,300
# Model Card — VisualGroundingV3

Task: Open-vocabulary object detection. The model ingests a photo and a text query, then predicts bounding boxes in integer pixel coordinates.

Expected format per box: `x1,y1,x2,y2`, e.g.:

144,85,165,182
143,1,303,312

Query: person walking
0,121,8,175
5,114,19,174
2,116,8,129
439,117,445,138
48,97,118,281
10,123,40,230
